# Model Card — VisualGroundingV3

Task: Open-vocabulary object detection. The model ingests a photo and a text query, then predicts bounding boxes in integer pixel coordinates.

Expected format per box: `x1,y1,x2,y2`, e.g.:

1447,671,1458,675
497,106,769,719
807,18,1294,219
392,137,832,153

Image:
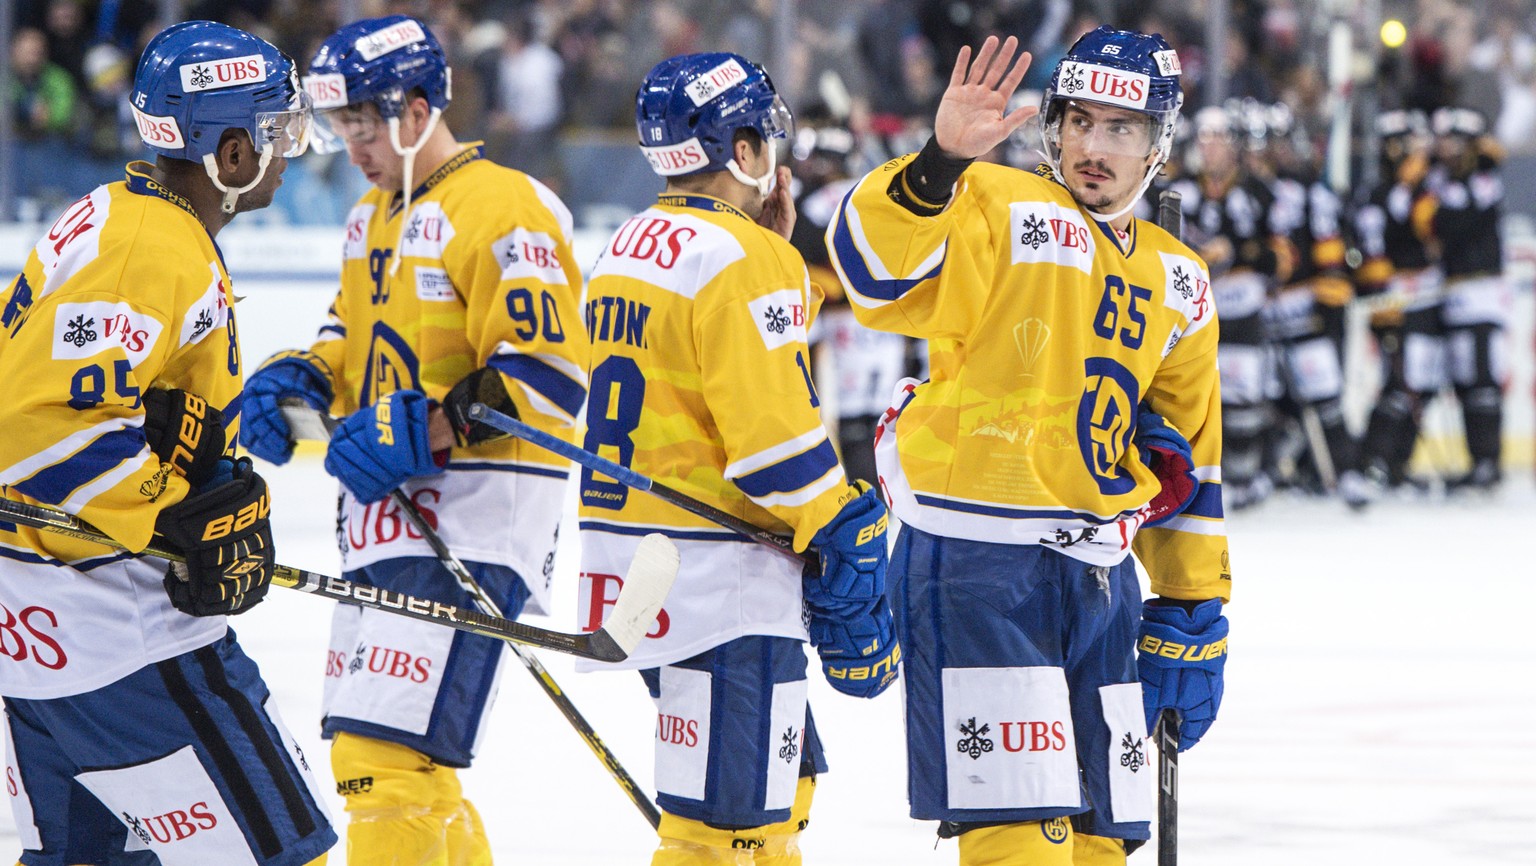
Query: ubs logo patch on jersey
398,202,454,261
491,228,567,286
747,288,807,350
1157,251,1214,336
342,204,376,261
178,265,230,348
52,301,162,366
1009,202,1095,275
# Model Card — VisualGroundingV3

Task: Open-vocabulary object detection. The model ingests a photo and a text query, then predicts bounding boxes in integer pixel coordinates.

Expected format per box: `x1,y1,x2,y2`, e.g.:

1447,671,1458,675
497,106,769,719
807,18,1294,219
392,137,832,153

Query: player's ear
214,128,257,185
732,130,763,170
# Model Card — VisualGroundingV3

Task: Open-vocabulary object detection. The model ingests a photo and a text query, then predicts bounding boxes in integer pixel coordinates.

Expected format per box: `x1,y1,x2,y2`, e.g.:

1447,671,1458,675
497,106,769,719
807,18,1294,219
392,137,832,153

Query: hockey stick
281,404,663,828
0,495,674,663
467,403,813,567
1155,189,1183,866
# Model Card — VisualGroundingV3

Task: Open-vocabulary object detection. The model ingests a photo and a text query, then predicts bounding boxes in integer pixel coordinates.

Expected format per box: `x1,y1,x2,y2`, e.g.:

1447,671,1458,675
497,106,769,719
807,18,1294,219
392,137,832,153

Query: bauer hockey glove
142,388,226,488
808,597,901,699
1135,405,1198,527
805,481,890,620
241,350,334,465
324,390,445,505
154,457,274,617
1137,598,1228,750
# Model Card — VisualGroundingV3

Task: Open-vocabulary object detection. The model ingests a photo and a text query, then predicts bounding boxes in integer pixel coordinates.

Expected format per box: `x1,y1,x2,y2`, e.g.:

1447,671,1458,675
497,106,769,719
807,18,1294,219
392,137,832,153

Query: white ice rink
7,463,1531,865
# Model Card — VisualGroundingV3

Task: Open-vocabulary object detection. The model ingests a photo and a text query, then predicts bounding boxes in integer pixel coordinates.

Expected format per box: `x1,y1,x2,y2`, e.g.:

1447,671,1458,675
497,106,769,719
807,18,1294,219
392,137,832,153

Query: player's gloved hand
807,597,901,699
442,366,516,446
241,350,334,466
154,457,274,617
1136,406,1198,527
324,390,445,505
805,481,889,620
142,388,226,488
1138,598,1228,750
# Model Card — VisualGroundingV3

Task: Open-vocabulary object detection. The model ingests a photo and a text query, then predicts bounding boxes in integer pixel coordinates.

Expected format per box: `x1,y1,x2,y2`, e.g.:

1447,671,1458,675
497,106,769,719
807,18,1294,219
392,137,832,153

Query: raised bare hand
757,165,796,240
934,35,1036,160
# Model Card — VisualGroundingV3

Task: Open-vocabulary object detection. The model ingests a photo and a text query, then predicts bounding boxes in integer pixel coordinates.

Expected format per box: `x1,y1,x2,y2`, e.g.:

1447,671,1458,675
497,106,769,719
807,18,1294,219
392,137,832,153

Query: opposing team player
828,30,1230,863
0,21,335,866
1250,102,1372,507
239,16,587,864
1354,109,1439,490
1426,107,1510,492
578,53,898,864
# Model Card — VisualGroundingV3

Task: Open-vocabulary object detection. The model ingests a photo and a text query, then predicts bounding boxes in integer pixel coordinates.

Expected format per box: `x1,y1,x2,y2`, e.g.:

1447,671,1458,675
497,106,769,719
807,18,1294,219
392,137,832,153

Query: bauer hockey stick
0,495,675,663
468,403,813,567
1155,189,1183,866
281,404,663,828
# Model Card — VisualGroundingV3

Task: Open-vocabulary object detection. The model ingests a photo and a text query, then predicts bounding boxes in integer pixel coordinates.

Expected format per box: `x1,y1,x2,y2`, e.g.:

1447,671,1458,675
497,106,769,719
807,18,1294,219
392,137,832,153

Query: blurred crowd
6,0,1536,218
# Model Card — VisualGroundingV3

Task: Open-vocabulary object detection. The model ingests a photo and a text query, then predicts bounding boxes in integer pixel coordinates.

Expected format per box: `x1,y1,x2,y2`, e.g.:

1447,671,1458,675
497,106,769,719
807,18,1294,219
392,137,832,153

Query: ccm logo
608,217,697,270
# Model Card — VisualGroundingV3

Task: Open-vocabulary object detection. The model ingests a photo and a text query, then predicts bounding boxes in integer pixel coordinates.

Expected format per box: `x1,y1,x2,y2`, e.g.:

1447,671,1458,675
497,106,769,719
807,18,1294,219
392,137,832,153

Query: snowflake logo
1062,66,1085,94
1119,732,1146,772
348,642,367,674
694,78,717,100
404,214,423,242
63,314,96,347
763,305,790,334
191,308,214,339
293,741,311,773
1020,213,1051,249
122,812,152,845
778,726,799,763
1172,265,1192,299
188,65,214,89
956,717,994,760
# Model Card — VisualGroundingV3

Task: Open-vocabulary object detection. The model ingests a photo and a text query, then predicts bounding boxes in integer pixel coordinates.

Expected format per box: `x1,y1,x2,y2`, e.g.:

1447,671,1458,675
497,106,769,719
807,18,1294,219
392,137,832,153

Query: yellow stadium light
1380,19,1407,49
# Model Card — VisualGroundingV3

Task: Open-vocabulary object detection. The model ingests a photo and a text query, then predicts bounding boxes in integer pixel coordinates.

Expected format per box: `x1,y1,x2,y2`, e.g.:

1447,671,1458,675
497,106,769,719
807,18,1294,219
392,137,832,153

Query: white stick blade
597,533,679,656
279,403,333,442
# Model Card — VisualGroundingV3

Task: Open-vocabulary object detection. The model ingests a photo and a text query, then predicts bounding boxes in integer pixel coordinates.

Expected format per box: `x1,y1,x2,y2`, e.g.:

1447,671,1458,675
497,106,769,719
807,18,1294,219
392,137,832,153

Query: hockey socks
331,732,491,866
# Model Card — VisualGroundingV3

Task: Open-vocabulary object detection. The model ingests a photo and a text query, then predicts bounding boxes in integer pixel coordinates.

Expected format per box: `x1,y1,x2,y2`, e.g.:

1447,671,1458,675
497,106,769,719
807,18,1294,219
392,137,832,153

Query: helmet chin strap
203,144,274,214
387,107,444,276
725,141,777,197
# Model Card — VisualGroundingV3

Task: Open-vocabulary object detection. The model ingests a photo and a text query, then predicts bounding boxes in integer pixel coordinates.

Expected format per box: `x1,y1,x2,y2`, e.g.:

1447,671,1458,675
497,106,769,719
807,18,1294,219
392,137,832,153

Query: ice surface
6,461,1531,864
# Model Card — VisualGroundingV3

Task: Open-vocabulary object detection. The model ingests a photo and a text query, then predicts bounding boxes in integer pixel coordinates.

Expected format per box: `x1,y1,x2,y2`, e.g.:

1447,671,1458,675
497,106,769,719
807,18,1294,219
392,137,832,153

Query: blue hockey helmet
1039,26,1185,218
131,20,310,164
635,52,793,194
304,15,451,154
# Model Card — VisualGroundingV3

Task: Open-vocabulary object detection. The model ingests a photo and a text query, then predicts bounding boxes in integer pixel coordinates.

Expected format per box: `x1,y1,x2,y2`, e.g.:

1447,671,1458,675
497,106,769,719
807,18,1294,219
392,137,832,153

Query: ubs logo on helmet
178,54,267,92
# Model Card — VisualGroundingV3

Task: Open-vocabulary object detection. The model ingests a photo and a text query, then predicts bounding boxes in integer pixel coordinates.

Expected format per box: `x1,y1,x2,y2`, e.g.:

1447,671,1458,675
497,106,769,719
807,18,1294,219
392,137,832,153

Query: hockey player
1167,104,1292,510
1426,107,1509,492
1251,102,1372,507
239,16,587,864
0,21,335,866
1354,109,1439,490
578,53,898,865
828,30,1230,864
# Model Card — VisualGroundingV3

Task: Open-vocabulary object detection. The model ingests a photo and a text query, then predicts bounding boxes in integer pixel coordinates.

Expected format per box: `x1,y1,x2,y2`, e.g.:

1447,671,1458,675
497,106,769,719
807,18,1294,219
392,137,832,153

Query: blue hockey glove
808,597,901,699
805,481,889,619
1136,405,1198,527
1137,598,1227,750
323,390,445,505
241,350,334,466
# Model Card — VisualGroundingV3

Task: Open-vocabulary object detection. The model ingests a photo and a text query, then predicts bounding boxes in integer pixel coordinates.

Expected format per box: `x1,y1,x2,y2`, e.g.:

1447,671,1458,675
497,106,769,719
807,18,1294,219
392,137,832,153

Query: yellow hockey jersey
577,193,852,669
0,163,244,697
829,157,1229,602
304,145,587,611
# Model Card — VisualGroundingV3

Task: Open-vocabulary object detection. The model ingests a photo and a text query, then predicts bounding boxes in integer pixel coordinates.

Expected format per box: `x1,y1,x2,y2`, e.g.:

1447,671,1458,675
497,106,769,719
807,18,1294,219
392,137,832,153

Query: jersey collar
389,143,485,218
1094,215,1137,258
656,193,750,222
123,161,229,270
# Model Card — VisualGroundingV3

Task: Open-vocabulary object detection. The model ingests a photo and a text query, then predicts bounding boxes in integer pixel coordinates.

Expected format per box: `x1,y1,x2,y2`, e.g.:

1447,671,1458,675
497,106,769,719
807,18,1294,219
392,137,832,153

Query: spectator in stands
487,9,564,187
10,26,77,140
